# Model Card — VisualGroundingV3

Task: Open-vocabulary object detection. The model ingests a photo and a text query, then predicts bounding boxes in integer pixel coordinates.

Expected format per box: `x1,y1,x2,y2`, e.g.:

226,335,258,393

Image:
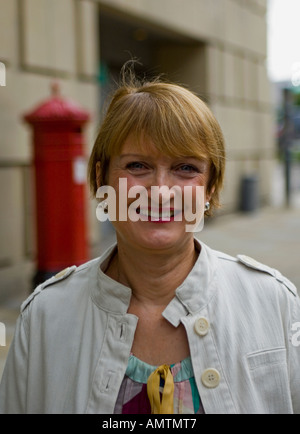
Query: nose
149,168,178,207
153,167,172,189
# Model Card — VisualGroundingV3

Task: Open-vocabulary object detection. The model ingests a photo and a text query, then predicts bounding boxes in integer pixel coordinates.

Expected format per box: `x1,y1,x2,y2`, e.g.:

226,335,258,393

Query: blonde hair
88,74,226,215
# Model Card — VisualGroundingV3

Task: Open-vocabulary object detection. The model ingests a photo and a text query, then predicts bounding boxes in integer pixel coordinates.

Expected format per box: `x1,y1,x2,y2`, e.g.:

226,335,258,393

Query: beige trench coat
0,240,299,414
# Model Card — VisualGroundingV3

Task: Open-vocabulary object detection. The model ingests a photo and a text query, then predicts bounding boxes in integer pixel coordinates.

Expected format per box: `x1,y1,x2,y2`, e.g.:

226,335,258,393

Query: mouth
136,207,181,222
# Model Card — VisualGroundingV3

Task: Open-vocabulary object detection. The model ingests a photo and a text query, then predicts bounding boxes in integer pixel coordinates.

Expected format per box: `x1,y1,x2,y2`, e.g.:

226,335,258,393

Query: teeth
138,209,175,219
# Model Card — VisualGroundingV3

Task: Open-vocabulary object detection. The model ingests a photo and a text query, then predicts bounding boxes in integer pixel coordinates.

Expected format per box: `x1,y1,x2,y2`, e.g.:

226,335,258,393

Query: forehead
120,134,160,157
119,132,209,163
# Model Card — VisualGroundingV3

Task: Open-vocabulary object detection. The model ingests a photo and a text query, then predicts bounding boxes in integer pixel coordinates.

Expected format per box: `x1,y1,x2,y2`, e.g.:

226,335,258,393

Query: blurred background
0,0,300,369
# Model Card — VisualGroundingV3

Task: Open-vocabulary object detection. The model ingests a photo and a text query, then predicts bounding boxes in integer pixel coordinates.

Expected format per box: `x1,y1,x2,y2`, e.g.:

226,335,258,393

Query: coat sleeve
290,293,300,414
0,309,29,414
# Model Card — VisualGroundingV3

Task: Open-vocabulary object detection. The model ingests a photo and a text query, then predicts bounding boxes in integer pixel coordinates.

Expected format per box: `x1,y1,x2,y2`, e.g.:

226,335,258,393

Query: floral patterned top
114,354,205,414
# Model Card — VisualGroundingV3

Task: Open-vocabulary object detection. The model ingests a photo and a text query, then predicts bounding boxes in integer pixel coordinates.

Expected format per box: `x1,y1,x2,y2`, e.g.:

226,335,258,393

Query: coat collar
91,239,219,325
163,240,219,326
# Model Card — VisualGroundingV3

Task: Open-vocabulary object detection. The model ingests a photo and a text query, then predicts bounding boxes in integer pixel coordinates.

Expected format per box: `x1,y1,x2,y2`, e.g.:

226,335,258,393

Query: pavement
199,205,300,290
1,191,300,381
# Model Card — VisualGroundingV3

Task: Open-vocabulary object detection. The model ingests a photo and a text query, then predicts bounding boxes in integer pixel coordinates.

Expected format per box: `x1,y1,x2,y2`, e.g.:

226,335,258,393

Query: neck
107,237,199,307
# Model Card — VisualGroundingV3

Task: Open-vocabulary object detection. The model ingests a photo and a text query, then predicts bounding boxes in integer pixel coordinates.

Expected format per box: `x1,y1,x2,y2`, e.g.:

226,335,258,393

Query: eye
126,161,149,172
177,164,199,173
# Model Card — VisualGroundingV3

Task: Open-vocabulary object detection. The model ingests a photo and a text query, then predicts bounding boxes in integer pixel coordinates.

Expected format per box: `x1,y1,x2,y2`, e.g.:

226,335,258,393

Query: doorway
98,7,206,97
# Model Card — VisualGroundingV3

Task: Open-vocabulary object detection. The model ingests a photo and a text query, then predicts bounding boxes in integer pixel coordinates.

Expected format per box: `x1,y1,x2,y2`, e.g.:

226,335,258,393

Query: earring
205,201,210,212
101,201,108,214
96,201,109,222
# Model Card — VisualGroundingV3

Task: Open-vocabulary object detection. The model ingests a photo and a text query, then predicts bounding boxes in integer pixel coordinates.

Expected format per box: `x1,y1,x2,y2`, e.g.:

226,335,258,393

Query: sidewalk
199,205,300,290
1,203,300,380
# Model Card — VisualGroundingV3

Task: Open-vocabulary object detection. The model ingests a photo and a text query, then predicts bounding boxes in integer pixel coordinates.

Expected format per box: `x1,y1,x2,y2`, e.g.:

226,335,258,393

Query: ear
206,185,215,203
96,162,102,188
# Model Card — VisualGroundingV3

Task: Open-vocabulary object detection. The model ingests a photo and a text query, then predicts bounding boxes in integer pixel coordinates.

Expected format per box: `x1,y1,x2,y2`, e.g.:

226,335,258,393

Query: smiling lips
136,207,182,222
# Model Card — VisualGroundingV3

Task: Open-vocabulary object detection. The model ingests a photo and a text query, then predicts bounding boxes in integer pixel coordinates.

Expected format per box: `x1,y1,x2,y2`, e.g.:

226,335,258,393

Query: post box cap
23,82,90,125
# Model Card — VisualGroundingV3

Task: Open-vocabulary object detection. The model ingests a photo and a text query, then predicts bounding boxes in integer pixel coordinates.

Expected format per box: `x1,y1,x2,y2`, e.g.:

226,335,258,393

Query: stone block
76,0,99,79
0,0,17,64
0,168,23,264
21,0,76,75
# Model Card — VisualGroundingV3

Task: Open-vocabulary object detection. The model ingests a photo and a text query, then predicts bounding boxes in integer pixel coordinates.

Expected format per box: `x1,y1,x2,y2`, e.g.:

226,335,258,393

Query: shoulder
212,248,298,298
21,257,101,313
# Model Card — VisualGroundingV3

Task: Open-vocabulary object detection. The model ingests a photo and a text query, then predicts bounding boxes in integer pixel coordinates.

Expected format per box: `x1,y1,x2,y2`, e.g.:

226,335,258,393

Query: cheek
108,174,148,211
182,186,205,209
125,175,145,190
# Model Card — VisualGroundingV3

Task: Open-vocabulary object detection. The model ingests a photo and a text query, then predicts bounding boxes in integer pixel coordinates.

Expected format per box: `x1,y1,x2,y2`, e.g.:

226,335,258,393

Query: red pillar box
23,83,90,287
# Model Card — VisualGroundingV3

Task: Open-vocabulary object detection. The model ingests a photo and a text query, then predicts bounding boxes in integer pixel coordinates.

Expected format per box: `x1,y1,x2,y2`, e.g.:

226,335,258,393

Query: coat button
194,317,210,336
201,368,221,388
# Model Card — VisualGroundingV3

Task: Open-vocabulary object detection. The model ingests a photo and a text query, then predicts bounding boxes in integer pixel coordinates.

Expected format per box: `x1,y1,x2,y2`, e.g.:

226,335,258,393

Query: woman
0,74,299,414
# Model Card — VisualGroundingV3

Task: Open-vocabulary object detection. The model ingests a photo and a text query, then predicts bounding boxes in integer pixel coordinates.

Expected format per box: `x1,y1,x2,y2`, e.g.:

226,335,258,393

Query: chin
114,220,193,252
136,225,191,252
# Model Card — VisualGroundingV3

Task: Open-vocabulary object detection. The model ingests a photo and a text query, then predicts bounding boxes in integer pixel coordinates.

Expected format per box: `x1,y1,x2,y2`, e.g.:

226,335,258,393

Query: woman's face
99,134,212,253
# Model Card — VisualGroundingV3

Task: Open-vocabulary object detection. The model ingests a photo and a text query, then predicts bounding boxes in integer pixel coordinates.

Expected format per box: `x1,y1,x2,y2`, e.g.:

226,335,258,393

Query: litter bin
240,175,259,212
